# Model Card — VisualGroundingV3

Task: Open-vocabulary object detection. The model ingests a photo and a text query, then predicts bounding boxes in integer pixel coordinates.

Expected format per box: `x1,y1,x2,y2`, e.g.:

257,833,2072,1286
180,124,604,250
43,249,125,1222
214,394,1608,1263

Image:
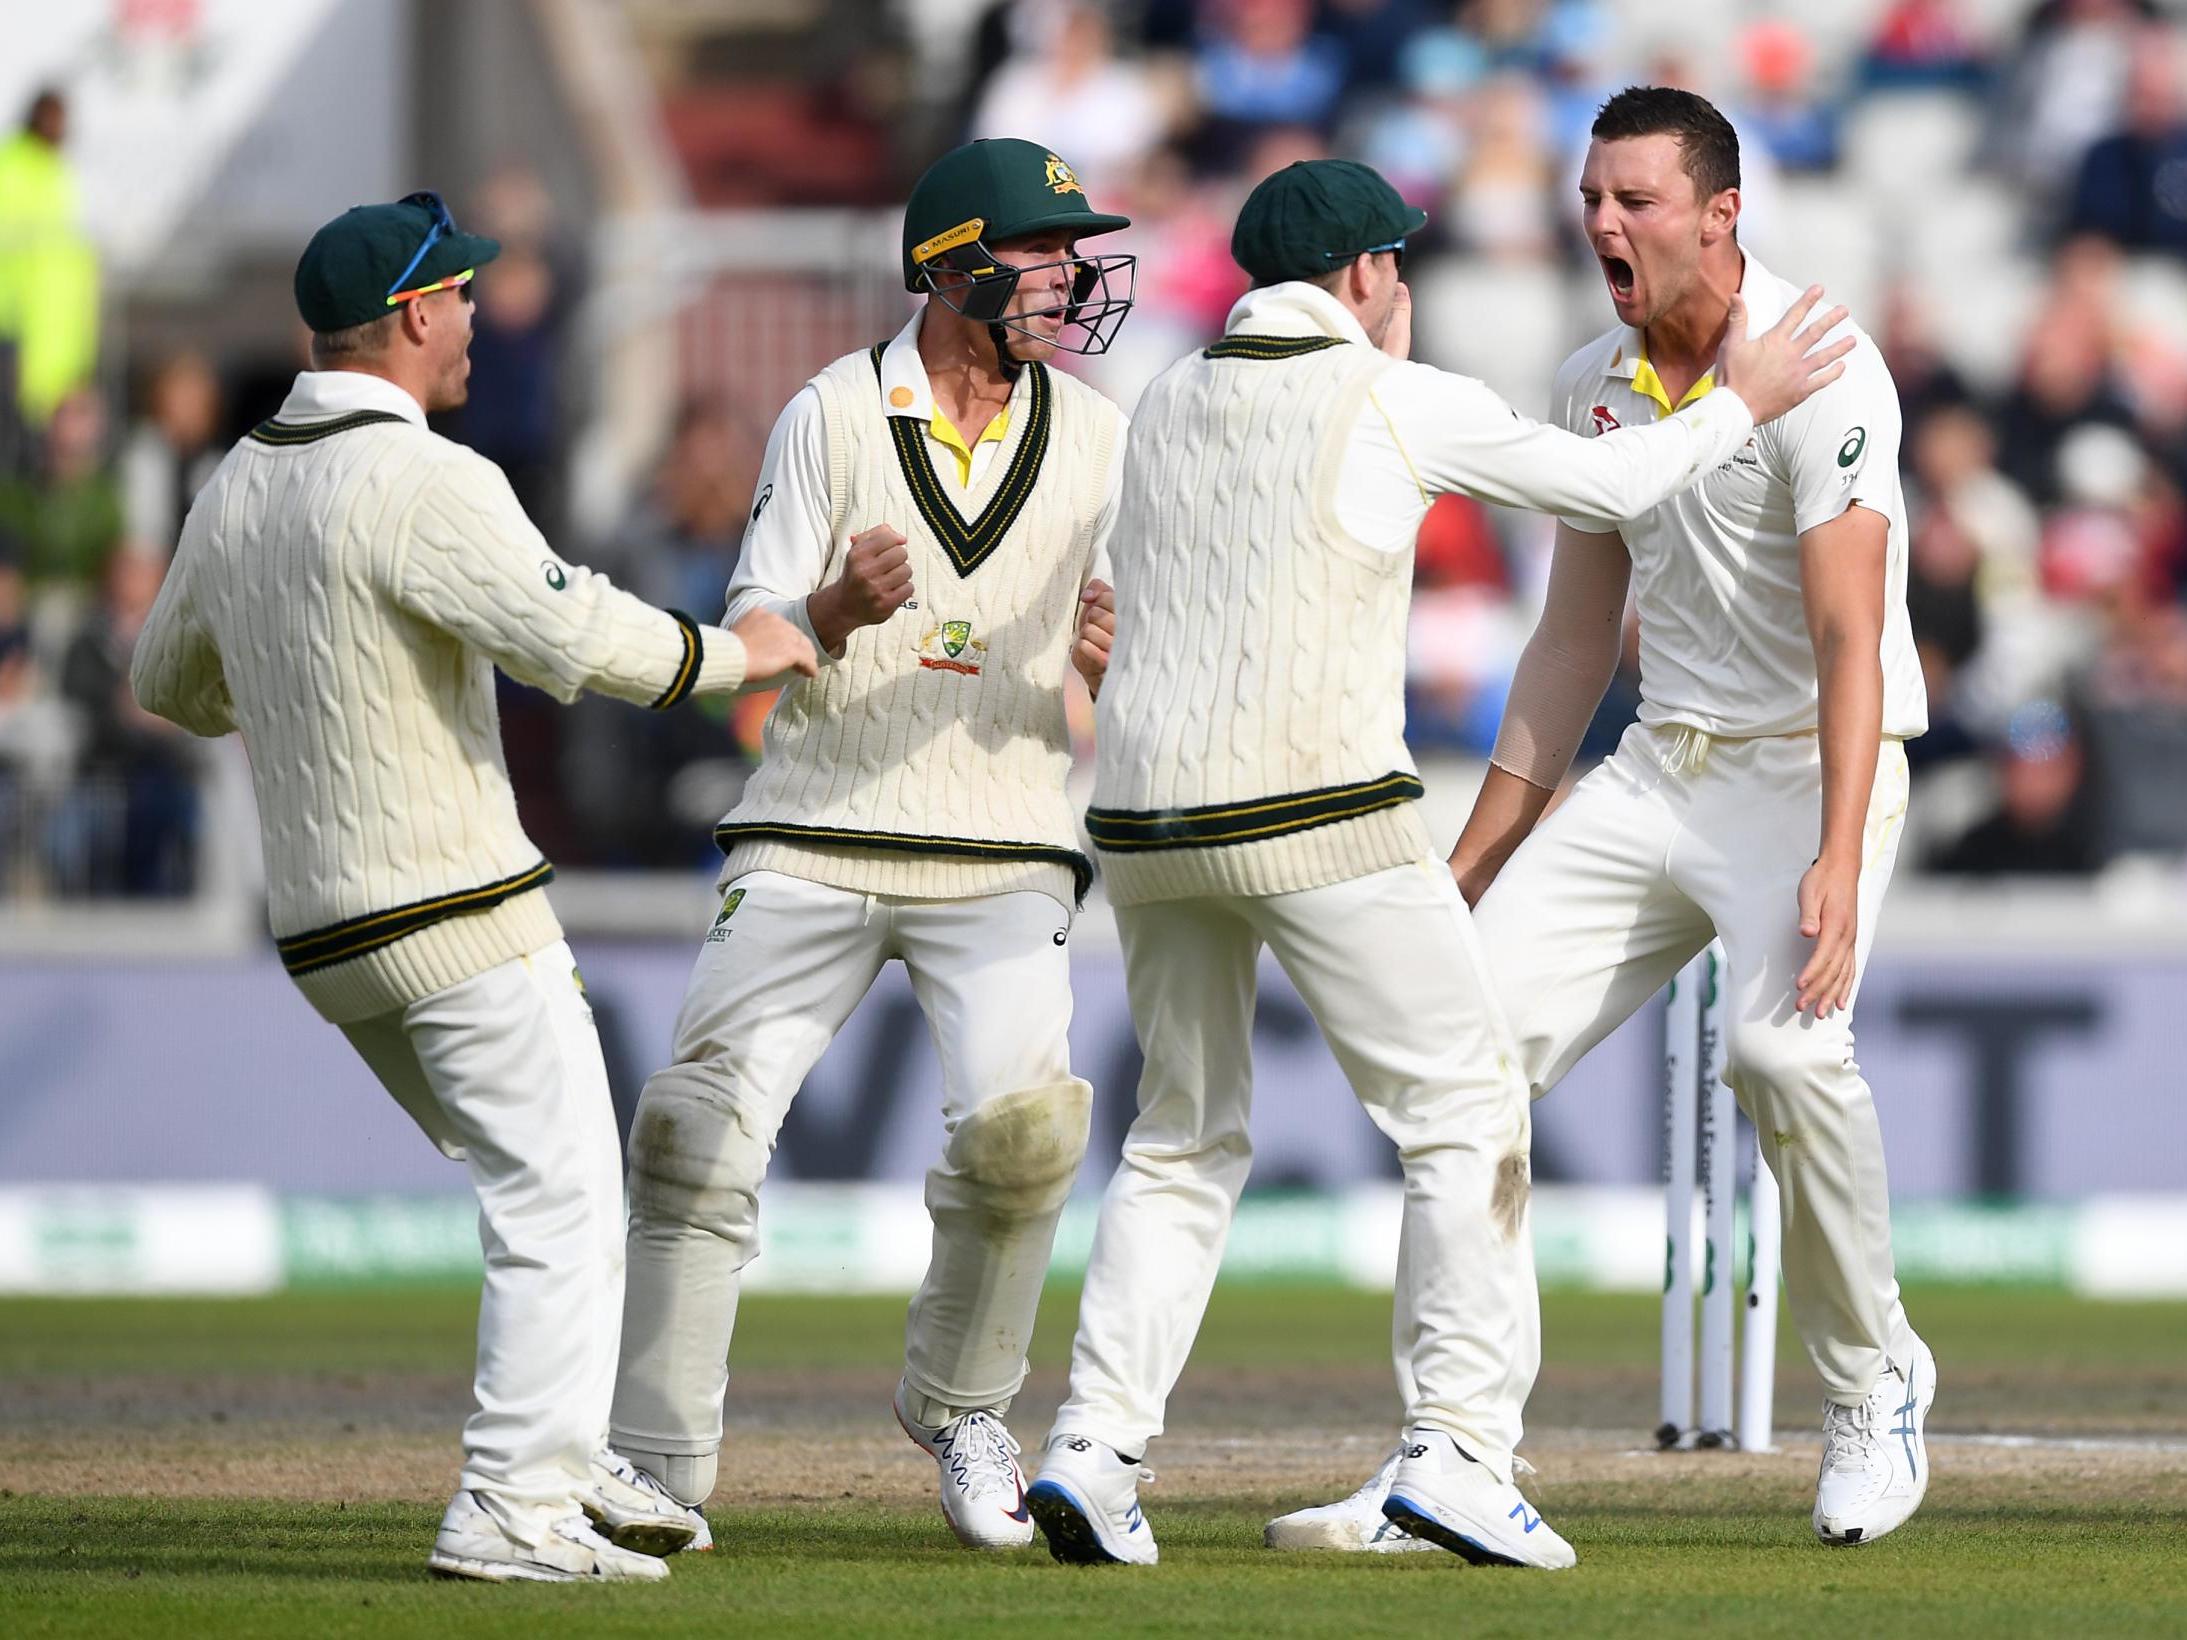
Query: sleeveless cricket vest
1089,330,1433,905
718,345,1119,906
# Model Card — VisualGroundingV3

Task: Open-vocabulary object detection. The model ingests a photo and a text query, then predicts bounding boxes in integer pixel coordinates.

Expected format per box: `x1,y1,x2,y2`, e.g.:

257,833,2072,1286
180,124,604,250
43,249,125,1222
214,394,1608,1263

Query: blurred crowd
8,0,2187,905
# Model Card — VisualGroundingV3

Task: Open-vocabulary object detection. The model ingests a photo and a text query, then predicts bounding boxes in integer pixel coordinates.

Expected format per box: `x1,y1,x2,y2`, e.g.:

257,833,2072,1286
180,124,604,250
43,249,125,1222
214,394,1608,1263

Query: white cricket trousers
612,872,1089,1477
1054,860,1538,1481
1469,720,1915,1406
338,939,623,1543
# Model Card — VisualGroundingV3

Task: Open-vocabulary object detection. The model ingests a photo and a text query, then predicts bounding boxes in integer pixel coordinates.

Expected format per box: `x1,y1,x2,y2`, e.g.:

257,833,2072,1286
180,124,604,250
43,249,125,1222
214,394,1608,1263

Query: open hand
729,608,819,683
1718,286,1854,425
1794,854,1860,1018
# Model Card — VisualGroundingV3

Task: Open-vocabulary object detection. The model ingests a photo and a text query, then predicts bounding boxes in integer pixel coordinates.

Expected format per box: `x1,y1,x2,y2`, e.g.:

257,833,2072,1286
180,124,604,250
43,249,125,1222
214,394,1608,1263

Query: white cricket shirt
725,308,1120,649
1551,251,1928,740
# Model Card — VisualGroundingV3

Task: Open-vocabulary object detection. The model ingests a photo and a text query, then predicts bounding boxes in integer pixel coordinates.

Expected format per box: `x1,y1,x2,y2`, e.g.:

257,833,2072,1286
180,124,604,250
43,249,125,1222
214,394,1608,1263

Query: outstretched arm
394,454,814,708
1392,288,1851,525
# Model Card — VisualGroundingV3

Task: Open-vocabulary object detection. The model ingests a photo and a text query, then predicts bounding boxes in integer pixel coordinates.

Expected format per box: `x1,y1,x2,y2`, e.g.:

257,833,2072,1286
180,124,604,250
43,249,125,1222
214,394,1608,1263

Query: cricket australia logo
916,618,986,676
1044,153,1084,197
705,887,745,943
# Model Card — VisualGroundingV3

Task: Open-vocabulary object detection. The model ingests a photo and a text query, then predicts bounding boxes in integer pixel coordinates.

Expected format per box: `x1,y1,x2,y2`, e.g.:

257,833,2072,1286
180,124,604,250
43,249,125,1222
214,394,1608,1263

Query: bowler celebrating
1281,87,1937,1555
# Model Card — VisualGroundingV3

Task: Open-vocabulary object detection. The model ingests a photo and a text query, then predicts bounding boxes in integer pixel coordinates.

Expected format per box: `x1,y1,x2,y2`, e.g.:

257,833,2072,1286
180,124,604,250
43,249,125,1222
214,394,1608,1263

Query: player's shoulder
1555,323,1630,385
1550,325,1630,420
1749,262,1893,388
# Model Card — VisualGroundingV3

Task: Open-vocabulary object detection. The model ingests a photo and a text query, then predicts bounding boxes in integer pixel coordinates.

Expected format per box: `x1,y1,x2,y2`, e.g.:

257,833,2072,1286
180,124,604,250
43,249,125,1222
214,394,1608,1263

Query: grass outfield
4,1284,2184,1638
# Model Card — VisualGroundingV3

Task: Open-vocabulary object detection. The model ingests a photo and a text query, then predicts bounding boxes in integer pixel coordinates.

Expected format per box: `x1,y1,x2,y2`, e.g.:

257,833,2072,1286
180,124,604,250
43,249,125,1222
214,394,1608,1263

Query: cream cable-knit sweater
1089,333,1434,904
718,346,1120,908
132,371,751,1023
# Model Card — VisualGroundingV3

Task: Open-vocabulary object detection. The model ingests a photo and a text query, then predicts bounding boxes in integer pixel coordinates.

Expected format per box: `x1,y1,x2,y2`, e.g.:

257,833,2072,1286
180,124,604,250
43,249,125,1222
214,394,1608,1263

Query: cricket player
130,192,816,1583
605,138,1133,1551
1023,157,1851,1570
1277,87,1938,1555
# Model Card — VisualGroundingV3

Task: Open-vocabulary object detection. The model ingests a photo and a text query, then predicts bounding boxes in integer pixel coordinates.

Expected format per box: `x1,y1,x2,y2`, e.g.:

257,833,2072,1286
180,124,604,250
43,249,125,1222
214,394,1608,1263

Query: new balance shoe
1026,1431,1158,1566
1381,1430,1576,1570
584,1448,709,1556
893,1383,1035,1549
1265,1447,1437,1552
1815,1334,1938,1546
427,1489,671,1583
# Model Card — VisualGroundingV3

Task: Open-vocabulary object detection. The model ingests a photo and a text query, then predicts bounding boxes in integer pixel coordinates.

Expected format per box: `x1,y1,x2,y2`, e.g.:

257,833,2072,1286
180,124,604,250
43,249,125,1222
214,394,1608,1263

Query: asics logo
1890,1361,1921,1479
1508,1502,1542,1534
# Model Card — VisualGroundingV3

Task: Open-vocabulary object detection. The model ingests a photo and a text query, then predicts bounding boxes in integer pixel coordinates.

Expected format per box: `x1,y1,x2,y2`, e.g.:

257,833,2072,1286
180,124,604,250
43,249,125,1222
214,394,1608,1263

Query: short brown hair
1591,86,1741,201
308,311,397,367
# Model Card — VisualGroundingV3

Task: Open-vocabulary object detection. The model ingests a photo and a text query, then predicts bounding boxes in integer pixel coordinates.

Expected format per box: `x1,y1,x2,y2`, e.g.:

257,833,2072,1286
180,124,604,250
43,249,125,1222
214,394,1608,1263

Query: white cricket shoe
893,1383,1036,1550
1265,1447,1438,1552
1381,1430,1576,1569
584,1448,709,1556
1815,1335,1938,1547
426,1489,671,1583
1025,1432,1159,1566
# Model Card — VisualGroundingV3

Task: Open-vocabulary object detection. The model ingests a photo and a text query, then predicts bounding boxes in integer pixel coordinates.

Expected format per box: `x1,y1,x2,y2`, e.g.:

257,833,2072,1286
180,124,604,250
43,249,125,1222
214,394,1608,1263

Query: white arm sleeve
396,454,748,706
1771,340,1903,535
1089,407,1124,586
722,385,840,661
1383,360,1754,525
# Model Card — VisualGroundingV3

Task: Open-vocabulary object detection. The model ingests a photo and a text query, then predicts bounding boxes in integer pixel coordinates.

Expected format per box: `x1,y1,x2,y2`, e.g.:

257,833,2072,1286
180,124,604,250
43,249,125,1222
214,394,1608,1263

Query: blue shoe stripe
1889,1357,1921,1481
1384,1494,1522,1568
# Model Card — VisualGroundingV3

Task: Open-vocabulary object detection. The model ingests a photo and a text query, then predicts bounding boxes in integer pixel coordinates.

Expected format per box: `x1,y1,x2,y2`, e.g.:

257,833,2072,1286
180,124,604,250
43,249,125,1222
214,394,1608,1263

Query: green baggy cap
1231,160,1429,286
902,138,1129,291
294,191,501,334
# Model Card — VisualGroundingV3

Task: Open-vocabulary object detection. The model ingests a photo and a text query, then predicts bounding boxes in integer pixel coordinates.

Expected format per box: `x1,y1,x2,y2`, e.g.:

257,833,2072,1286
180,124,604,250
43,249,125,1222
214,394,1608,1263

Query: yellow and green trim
247,410,411,446
1085,772,1424,852
275,860,555,977
869,344,1052,579
1202,333,1349,362
713,820,1092,904
649,610,703,710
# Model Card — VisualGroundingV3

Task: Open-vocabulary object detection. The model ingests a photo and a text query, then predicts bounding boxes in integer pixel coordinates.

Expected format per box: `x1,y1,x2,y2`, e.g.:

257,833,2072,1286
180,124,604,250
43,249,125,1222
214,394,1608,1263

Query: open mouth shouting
1600,253,1637,307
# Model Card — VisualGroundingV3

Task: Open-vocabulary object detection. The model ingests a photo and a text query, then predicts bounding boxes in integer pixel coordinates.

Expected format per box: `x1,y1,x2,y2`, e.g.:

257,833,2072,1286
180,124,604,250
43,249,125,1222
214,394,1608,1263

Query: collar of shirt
1220,280,1375,348
1601,249,1790,418
879,308,1013,487
276,370,429,428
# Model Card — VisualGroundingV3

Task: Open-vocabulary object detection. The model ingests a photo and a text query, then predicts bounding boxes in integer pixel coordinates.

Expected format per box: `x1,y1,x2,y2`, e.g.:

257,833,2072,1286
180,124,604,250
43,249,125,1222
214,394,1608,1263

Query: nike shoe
584,1448,709,1556
1025,1431,1158,1566
1265,1447,1437,1552
1381,1430,1576,1570
1815,1335,1938,1546
894,1383,1036,1550
427,1488,671,1583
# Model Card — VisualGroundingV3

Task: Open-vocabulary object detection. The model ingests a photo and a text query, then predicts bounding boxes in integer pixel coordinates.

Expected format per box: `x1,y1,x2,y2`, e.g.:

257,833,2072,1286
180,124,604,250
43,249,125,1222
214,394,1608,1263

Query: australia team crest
916,619,987,676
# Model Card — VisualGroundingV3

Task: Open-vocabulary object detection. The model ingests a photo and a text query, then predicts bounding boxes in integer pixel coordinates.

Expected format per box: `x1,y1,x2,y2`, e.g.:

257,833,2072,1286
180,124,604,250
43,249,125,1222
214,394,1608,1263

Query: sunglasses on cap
384,191,474,304
1324,238,1406,275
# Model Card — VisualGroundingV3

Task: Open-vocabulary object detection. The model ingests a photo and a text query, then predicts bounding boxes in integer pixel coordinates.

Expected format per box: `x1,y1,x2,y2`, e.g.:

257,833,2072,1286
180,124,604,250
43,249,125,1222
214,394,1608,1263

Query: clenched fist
810,524,913,654
1072,579,1115,697
729,607,819,684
